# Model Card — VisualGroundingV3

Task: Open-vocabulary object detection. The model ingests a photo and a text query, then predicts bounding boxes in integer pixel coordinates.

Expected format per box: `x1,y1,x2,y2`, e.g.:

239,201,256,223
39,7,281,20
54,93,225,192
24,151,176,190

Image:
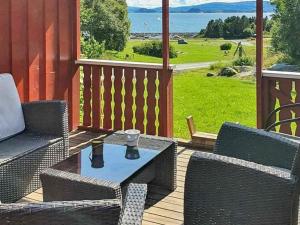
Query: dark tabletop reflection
52,143,160,183
125,146,140,160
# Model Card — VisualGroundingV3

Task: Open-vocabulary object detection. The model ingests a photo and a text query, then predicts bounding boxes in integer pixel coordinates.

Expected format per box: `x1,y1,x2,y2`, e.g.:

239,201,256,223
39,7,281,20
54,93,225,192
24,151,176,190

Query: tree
271,0,300,62
81,0,130,51
205,19,223,38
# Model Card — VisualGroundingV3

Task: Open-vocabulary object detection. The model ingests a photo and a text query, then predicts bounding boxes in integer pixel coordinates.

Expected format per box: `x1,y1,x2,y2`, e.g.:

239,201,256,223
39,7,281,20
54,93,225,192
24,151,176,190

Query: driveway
174,61,216,71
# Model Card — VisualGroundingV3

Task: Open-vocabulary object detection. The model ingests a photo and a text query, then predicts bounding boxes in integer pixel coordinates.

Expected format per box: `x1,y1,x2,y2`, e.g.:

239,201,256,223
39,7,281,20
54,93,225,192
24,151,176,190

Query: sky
127,0,267,8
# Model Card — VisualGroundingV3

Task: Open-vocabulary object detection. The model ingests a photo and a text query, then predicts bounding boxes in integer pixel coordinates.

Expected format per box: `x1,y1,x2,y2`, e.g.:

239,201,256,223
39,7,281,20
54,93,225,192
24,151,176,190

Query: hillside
128,1,274,13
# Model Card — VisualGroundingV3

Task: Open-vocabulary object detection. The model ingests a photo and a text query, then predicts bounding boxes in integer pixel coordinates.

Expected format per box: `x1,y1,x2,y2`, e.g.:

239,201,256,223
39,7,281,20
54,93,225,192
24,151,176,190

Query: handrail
76,59,175,70
262,70,300,80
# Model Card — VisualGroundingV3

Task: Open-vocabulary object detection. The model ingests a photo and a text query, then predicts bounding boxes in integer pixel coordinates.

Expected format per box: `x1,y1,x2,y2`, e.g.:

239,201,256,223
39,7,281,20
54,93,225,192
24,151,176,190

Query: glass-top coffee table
40,132,177,201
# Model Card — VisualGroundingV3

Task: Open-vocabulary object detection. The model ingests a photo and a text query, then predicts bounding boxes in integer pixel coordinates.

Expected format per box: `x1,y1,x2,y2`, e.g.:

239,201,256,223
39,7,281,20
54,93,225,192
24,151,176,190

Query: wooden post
162,0,169,70
256,0,264,128
160,0,173,137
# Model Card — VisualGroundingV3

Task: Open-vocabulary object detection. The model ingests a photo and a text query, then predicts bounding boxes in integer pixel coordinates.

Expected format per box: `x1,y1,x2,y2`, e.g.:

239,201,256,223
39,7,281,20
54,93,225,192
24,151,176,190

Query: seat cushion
0,132,62,165
0,74,25,141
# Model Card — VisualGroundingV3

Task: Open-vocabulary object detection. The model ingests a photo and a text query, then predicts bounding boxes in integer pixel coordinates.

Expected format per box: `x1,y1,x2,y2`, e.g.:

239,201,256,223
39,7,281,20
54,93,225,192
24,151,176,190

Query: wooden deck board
19,130,201,225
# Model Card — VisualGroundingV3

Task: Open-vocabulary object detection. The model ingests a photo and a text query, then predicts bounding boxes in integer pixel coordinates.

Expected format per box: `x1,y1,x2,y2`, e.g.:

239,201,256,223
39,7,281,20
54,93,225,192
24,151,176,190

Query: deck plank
19,130,201,225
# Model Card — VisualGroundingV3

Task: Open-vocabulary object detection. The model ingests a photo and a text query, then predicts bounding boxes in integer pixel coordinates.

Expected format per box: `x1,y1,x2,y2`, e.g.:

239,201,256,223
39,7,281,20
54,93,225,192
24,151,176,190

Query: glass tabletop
52,143,161,184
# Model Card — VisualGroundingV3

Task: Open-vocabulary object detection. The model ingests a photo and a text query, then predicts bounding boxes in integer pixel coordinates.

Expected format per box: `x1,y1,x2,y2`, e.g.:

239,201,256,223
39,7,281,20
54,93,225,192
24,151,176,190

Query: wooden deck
19,130,199,225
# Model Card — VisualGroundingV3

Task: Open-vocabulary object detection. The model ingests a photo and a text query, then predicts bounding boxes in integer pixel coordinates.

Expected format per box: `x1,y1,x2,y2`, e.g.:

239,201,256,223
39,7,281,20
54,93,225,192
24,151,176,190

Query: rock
206,72,215,77
219,67,238,77
233,66,253,73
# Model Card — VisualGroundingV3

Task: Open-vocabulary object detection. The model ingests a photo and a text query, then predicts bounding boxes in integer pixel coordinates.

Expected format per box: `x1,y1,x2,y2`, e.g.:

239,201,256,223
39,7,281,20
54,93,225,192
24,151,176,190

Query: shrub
233,56,254,66
81,36,105,59
220,43,232,51
209,61,232,70
242,27,254,38
132,41,177,58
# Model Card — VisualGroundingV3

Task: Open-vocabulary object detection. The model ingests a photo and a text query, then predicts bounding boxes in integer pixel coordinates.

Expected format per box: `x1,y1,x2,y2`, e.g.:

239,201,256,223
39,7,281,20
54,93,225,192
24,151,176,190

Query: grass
103,38,258,64
173,68,256,139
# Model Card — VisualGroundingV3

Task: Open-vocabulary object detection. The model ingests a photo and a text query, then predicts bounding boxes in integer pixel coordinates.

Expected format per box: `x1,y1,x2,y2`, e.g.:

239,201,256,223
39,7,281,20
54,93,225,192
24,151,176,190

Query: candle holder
125,146,140,160
90,140,104,168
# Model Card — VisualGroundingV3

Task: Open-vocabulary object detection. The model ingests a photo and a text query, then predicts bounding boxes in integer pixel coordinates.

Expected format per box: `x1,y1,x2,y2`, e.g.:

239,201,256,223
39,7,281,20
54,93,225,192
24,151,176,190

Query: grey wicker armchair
0,183,147,225
184,122,300,225
0,100,69,203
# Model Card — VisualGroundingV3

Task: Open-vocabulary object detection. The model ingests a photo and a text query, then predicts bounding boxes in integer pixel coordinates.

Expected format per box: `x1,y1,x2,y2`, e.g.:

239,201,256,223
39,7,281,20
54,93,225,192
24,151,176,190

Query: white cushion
0,74,25,141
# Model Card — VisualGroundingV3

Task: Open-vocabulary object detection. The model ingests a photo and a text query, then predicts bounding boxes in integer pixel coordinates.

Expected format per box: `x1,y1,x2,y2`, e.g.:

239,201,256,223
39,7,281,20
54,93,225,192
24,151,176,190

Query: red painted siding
0,0,80,130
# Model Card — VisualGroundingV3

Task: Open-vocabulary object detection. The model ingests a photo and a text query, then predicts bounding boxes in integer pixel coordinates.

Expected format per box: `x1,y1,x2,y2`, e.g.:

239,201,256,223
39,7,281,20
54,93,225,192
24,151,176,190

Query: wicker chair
0,101,69,203
184,122,300,225
0,183,147,225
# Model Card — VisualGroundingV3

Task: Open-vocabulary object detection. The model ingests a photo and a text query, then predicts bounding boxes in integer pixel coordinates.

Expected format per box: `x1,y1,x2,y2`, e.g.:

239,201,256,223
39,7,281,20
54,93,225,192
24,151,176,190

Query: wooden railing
260,70,300,135
75,59,174,137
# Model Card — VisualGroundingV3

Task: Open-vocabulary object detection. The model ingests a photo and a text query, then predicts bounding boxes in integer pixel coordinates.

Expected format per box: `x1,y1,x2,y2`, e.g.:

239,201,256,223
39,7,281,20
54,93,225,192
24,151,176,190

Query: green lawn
173,68,257,139
103,38,257,64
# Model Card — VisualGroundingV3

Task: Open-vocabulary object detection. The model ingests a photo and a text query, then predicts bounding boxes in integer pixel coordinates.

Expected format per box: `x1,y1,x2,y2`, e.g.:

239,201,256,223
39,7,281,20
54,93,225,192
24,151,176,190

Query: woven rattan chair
0,101,69,203
0,183,146,225
184,122,300,225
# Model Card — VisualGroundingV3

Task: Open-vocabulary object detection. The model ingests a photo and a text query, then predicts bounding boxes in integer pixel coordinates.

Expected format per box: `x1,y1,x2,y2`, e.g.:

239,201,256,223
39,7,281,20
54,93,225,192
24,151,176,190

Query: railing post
159,68,173,137
161,0,173,137
256,0,264,128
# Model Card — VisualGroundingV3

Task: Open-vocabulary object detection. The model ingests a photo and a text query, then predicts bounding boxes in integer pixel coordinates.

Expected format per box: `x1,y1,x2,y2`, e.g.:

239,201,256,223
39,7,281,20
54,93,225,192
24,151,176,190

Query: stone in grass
206,72,215,77
219,67,238,77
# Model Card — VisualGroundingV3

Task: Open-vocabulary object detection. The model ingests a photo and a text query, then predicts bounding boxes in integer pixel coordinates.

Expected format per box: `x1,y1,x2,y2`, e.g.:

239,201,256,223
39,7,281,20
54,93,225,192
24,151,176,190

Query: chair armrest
184,152,299,225
118,184,147,225
40,168,122,202
22,100,68,137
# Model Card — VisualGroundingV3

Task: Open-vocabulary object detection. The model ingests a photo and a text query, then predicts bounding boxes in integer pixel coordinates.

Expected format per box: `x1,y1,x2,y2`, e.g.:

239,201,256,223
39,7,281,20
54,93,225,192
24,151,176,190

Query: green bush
132,41,178,58
81,36,105,59
209,61,232,70
220,43,232,51
233,56,254,66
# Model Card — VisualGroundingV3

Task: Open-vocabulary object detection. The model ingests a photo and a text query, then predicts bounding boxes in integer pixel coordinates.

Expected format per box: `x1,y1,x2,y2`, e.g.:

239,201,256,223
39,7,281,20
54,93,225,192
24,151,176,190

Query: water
129,12,273,33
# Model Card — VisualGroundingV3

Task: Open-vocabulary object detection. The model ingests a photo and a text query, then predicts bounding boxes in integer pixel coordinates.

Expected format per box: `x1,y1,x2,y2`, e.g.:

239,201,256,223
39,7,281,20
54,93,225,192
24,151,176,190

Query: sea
129,12,273,33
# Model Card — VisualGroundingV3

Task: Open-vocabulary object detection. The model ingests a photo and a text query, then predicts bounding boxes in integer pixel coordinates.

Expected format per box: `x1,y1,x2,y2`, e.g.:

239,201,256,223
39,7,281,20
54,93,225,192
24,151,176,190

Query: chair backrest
214,122,299,171
0,200,121,225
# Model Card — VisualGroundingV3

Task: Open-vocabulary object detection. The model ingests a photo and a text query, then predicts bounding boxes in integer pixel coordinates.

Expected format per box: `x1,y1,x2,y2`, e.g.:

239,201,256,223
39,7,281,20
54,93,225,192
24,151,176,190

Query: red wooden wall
0,0,80,130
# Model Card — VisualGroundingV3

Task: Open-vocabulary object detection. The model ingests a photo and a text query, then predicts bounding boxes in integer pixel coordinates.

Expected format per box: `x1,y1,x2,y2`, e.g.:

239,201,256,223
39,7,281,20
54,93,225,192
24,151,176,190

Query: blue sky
127,0,266,8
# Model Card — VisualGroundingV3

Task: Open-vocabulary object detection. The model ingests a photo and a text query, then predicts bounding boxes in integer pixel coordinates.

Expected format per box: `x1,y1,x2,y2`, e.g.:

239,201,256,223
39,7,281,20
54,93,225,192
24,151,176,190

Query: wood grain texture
83,65,92,127
124,68,134,130
0,0,80,130
103,66,113,130
135,68,146,133
92,65,101,129
146,69,157,135
278,79,293,134
113,67,123,130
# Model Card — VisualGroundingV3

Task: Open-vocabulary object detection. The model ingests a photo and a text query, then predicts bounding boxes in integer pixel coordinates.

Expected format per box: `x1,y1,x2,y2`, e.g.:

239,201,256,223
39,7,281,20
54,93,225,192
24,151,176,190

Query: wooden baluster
114,67,123,130
146,69,157,135
83,65,92,127
124,68,134,130
158,69,173,137
135,68,146,133
262,77,276,130
267,79,277,130
295,80,300,136
92,65,101,129
103,66,113,130
278,79,293,134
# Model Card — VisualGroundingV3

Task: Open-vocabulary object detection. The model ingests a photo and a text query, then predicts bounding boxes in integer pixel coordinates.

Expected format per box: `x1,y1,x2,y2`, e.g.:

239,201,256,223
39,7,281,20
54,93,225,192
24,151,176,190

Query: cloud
127,0,267,8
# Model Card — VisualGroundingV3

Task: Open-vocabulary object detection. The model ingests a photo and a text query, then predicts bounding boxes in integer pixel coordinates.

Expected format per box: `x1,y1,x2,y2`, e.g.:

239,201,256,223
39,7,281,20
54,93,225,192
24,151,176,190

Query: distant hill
128,1,274,13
